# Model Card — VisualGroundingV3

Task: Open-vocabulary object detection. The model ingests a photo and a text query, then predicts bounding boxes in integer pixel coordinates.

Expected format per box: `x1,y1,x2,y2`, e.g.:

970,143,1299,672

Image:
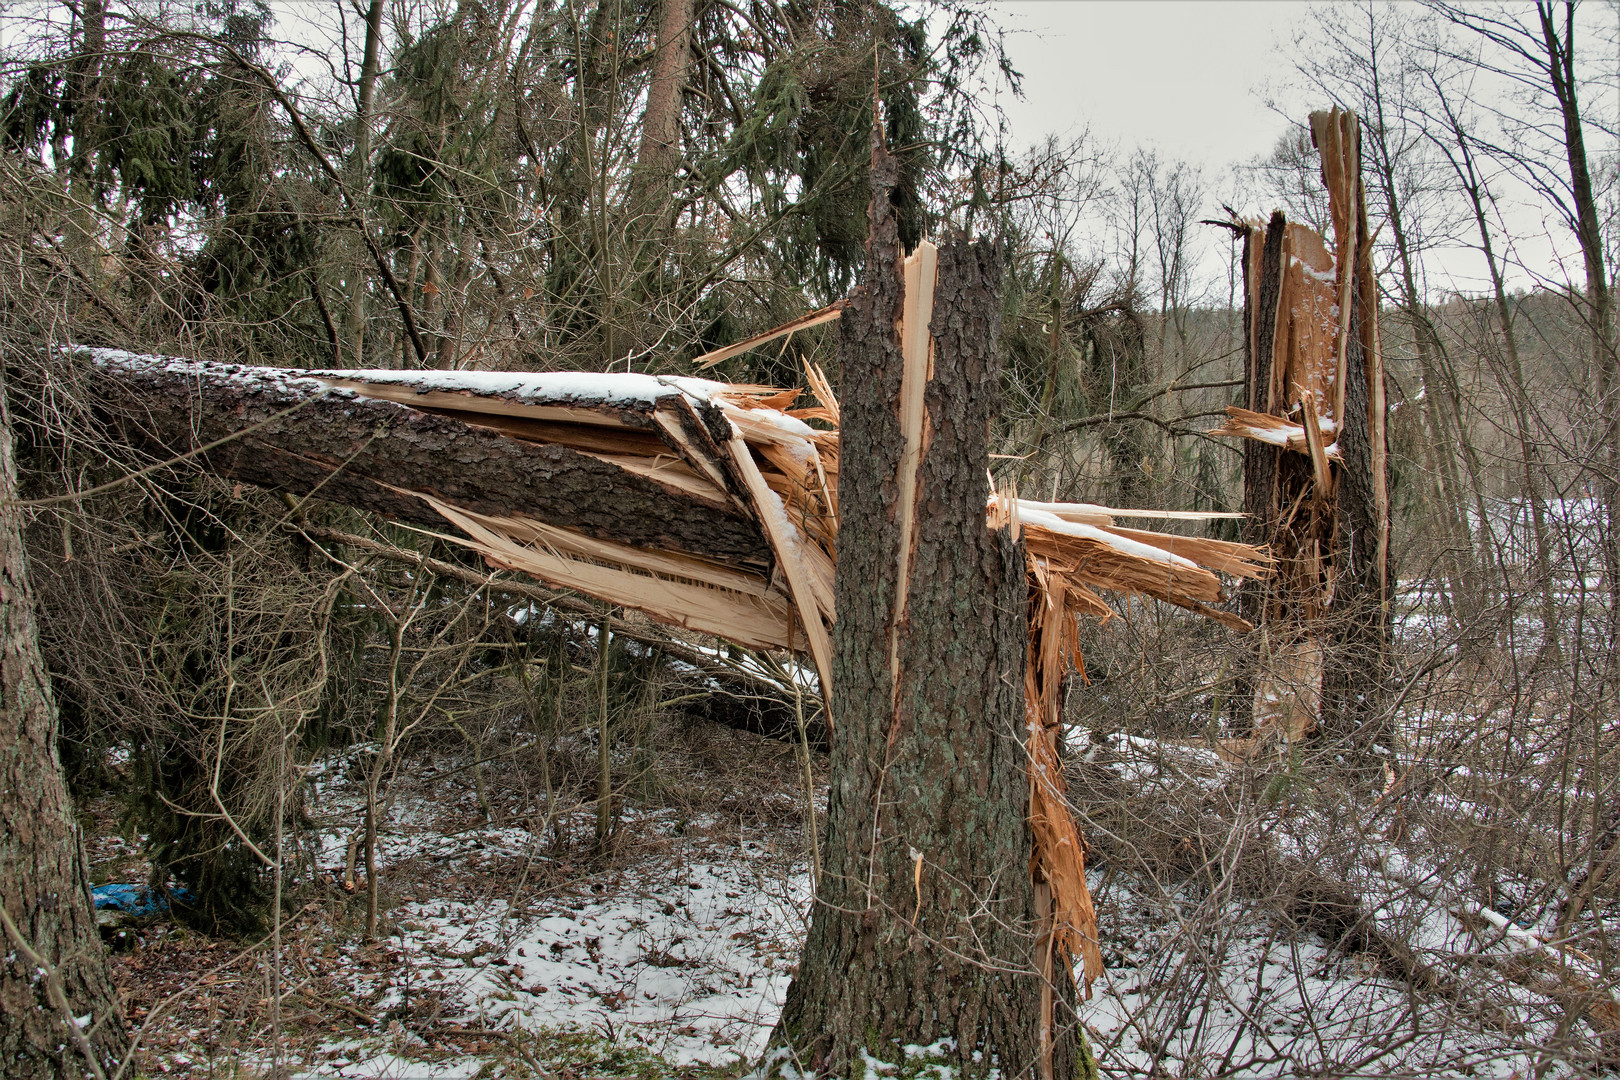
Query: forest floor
85,687,1610,1078
89,720,819,1080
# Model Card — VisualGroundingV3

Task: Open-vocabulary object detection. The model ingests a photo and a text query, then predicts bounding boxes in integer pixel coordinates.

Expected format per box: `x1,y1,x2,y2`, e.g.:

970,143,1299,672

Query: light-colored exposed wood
724,433,836,700
889,241,939,700
476,510,778,598
802,359,841,427
1299,382,1335,501
1023,563,1104,994
580,450,733,505
1014,499,1245,526
692,300,846,369
415,495,798,650
1215,108,1388,746
1095,525,1272,580
1251,632,1324,744
1210,406,1343,461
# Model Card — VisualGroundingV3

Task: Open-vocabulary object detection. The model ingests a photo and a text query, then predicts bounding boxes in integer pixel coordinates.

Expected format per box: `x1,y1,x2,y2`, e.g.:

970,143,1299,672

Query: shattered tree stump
1217,108,1392,762
771,157,1092,1078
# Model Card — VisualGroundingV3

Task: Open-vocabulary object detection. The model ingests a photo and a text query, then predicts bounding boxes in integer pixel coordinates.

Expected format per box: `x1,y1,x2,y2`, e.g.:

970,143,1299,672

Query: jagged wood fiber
1216,108,1392,756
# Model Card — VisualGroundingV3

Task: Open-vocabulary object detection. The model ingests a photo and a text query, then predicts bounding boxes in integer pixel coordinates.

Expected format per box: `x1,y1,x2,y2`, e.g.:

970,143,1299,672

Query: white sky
1,0,1598,297
991,1,1313,173
984,1,1611,297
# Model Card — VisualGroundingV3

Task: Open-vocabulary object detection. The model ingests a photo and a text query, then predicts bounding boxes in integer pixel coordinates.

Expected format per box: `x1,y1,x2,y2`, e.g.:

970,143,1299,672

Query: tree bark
1233,115,1394,764
632,0,694,217
0,372,124,1079
1233,212,1286,735
1320,276,1392,755
773,152,1083,1078
341,0,387,369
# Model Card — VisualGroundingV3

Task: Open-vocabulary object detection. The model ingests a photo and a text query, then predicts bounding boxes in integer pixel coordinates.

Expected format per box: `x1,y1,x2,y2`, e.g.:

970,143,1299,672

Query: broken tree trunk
87,357,772,569
80,349,1261,705
771,151,1093,1079
1315,109,1393,757
78,353,824,661
69,295,1266,1080
1215,108,1392,763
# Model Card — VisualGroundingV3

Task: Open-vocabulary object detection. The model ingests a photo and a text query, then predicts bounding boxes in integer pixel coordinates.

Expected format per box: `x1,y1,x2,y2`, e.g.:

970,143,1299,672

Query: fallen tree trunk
85,352,773,570
77,348,1265,701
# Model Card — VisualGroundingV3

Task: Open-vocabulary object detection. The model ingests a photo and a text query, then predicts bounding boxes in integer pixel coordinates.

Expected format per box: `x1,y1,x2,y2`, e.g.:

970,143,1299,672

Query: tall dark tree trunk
1232,212,1286,735
1316,113,1394,763
342,0,387,369
0,377,124,1079
1538,0,1620,679
773,151,1086,1078
1319,279,1392,755
1232,114,1393,765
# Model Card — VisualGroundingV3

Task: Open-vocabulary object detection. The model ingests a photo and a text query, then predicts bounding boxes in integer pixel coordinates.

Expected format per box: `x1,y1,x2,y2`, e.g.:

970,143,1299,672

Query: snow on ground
268,739,818,1080
382,825,810,1068
97,590,1614,1079
1086,886,1540,1079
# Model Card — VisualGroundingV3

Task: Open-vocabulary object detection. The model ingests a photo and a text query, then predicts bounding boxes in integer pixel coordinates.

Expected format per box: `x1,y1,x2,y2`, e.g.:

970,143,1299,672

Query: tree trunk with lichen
771,149,1088,1079
0,373,124,1079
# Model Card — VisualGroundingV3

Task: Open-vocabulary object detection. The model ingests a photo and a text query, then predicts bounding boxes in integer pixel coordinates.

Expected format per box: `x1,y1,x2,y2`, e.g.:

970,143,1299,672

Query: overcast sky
981,1,1609,296
991,2,1314,170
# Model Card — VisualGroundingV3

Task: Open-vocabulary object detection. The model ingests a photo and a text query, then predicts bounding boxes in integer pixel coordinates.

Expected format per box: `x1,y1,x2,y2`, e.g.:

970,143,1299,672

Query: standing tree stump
772,148,1091,1079
1219,109,1392,766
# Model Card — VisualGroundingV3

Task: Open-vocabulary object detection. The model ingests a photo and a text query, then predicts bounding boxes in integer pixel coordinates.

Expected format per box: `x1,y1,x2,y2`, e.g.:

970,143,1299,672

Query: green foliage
90,49,198,222
719,7,932,298
0,64,64,154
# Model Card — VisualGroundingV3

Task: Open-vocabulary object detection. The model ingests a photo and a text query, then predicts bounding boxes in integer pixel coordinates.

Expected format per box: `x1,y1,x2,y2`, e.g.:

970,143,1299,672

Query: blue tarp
92,884,190,917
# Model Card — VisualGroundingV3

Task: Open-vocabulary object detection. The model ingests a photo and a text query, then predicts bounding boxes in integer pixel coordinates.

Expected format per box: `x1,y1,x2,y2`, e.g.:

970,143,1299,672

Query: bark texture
1234,125,1393,763
1320,275,1392,755
1234,212,1286,734
0,376,124,1078
82,355,771,571
633,0,693,197
773,155,1078,1077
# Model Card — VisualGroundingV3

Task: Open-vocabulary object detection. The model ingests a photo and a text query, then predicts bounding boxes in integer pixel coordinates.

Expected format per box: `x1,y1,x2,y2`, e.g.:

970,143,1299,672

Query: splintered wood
311,326,1265,720
1210,107,1388,744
